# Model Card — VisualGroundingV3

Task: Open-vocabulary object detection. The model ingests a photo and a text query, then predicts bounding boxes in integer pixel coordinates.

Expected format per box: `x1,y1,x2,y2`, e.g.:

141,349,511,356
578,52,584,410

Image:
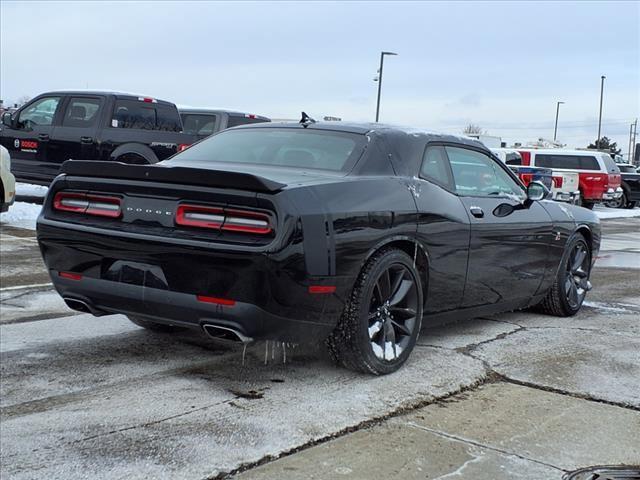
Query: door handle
80,136,94,144
38,134,50,141
469,206,484,218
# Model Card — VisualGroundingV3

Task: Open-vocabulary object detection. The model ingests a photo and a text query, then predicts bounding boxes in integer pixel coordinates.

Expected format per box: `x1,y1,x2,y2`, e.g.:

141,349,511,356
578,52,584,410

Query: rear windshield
111,100,182,132
169,127,365,172
181,113,217,137
227,115,269,128
535,154,599,170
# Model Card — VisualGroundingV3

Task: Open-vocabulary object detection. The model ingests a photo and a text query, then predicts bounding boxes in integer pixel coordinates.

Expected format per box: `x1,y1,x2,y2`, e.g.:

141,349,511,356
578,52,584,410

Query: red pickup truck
517,149,622,209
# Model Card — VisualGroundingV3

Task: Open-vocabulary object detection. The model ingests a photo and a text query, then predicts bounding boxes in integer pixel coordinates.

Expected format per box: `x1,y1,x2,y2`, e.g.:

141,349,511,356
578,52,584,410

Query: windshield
169,127,366,172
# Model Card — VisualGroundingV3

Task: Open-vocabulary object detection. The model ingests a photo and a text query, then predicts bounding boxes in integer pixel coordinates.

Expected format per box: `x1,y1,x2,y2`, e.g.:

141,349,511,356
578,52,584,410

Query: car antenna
300,111,316,128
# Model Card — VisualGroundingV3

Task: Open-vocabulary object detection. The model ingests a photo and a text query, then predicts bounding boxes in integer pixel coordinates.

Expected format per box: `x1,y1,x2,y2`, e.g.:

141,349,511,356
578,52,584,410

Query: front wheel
537,234,592,317
327,248,423,375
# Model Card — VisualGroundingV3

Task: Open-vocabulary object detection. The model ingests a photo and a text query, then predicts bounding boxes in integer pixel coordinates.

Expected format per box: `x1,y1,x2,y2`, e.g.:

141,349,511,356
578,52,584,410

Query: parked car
179,107,270,140
0,145,16,212
605,163,640,209
491,148,579,202
37,122,600,374
491,148,553,191
0,91,199,185
518,149,622,209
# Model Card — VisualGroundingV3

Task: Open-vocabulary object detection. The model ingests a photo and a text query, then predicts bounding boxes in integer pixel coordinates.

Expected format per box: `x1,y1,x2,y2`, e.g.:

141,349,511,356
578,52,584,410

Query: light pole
597,75,606,146
374,51,398,122
553,101,564,141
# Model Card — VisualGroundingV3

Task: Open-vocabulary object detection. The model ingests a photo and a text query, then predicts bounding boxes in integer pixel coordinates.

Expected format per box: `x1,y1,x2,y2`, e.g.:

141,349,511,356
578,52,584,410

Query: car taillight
175,204,273,235
520,173,533,186
178,143,190,152
53,192,122,218
552,176,563,188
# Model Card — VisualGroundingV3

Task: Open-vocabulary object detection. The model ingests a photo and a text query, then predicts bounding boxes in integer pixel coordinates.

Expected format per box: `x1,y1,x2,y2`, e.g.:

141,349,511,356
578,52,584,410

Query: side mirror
1,112,13,128
527,181,549,202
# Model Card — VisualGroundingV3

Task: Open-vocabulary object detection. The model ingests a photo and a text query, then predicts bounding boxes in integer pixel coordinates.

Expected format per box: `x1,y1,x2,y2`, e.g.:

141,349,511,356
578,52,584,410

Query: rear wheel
116,153,150,165
127,315,186,333
606,192,626,209
625,200,637,209
327,249,423,375
537,234,591,317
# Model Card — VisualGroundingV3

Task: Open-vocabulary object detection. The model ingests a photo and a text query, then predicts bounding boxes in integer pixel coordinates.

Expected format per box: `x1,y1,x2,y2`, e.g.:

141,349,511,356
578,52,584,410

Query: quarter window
420,146,454,190
62,97,102,127
17,97,61,128
446,146,524,198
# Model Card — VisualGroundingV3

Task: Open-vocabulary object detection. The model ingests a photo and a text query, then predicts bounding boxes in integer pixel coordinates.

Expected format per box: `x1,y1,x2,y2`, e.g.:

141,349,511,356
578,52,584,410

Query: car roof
518,148,608,157
227,120,481,145
42,90,175,105
177,105,269,118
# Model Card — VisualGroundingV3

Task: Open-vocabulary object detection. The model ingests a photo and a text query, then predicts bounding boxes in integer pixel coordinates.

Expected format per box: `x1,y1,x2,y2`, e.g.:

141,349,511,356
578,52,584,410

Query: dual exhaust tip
63,297,251,344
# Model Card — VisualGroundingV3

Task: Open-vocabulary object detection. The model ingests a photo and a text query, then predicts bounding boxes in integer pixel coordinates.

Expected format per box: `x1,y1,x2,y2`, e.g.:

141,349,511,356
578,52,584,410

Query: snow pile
0,202,42,229
16,183,48,198
594,206,640,219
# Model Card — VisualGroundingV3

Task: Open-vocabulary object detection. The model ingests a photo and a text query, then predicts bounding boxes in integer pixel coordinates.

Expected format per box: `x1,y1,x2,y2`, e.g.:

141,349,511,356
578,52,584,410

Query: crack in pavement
403,421,566,474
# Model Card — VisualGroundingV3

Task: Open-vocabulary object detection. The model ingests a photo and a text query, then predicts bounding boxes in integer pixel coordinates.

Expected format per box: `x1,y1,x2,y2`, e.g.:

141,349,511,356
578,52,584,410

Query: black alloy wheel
537,233,592,317
367,264,419,362
564,242,591,310
327,248,423,375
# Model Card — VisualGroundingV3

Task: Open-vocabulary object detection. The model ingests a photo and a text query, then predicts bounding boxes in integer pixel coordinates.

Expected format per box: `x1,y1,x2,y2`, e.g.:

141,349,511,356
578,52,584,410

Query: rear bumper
552,190,580,203
602,187,623,200
37,220,351,343
52,272,336,342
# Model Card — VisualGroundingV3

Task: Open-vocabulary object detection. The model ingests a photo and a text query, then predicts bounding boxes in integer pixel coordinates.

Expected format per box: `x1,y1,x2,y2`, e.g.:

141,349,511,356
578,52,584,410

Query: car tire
537,233,591,317
625,200,637,209
581,201,595,210
127,315,186,333
606,192,626,209
326,248,423,375
117,153,150,165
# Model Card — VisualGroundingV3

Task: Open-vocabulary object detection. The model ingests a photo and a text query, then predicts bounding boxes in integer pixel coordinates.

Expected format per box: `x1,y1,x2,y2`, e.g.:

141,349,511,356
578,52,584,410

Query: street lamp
374,51,398,122
553,101,564,141
597,75,606,146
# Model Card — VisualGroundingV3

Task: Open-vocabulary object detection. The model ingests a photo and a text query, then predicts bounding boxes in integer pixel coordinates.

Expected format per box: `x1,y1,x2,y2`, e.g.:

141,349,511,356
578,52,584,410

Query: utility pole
597,75,606,146
632,118,638,165
374,51,398,122
553,101,564,141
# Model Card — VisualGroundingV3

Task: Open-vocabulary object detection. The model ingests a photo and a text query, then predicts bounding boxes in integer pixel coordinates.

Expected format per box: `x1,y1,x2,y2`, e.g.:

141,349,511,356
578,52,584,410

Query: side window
62,97,102,128
155,104,182,132
420,145,454,190
446,146,525,198
17,97,61,129
111,100,155,130
579,156,599,170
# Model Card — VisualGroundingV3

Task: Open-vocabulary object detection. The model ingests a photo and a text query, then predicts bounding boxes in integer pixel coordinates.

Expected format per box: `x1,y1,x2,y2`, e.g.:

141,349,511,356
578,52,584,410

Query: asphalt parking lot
1,212,639,480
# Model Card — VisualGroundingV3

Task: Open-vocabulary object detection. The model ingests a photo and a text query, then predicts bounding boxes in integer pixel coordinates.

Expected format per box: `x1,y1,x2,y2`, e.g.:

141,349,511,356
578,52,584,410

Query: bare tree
463,123,484,135
16,95,31,107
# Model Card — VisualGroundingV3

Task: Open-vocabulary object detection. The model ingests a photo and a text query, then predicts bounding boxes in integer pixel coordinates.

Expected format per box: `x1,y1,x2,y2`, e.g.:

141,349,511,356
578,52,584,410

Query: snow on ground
0,202,41,230
15,182,48,198
593,206,640,219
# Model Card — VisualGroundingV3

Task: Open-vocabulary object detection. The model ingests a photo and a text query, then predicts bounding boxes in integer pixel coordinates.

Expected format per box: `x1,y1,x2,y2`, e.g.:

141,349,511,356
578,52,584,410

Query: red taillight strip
308,285,336,294
53,192,122,218
59,271,82,281
175,204,273,235
196,295,236,306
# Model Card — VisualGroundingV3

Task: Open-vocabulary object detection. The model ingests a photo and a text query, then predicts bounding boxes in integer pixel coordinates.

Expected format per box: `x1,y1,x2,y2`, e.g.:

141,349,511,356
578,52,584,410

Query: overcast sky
1,1,638,155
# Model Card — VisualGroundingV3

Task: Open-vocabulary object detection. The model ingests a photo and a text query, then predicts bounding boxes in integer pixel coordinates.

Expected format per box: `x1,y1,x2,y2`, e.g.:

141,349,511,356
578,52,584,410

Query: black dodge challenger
36,120,600,374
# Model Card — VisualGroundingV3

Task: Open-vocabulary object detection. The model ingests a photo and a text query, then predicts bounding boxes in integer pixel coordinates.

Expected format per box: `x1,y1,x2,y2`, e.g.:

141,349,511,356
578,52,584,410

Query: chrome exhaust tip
63,297,106,316
202,324,253,343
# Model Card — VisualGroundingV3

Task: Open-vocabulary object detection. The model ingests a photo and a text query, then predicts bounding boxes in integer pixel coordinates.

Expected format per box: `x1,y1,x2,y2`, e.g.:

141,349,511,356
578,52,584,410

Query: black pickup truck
0,91,199,185
607,164,640,209
179,107,270,140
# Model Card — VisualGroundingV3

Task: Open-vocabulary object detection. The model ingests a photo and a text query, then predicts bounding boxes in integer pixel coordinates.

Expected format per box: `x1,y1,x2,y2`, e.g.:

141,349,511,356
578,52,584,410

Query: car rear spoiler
60,160,287,193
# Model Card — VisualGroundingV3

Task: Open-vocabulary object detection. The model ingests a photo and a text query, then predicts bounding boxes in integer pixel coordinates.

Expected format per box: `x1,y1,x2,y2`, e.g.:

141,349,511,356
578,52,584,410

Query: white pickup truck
491,148,579,203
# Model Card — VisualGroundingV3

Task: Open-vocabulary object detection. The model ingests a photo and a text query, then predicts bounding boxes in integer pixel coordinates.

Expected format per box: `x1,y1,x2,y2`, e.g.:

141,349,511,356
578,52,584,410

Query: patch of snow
15,183,48,198
593,206,640,219
0,202,41,230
